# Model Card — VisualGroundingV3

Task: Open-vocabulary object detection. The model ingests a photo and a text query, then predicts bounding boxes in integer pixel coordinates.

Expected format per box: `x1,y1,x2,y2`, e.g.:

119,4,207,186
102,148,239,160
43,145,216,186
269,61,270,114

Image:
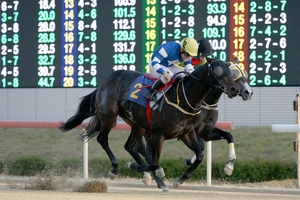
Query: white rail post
83,130,89,180
207,141,212,186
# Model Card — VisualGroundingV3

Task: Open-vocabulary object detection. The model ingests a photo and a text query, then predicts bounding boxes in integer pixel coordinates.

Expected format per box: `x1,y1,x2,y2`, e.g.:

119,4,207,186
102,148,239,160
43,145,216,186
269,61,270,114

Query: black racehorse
182,60,253,174
60,58,239,190
141,59,253,188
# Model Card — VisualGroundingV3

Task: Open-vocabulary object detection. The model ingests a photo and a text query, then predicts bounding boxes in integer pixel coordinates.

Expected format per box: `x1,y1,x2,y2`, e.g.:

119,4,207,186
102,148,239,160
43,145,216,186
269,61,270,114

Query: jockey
192,38,213,66
176,38,213,68
143,37,198,102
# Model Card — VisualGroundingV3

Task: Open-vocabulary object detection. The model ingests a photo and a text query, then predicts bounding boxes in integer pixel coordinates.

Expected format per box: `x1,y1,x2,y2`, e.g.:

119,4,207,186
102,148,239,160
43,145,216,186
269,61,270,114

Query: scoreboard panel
0,0,299,88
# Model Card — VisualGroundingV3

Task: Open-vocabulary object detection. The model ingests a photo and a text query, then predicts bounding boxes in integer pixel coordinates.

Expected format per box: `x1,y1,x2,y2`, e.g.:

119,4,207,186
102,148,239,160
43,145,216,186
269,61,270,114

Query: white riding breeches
149,62,186,84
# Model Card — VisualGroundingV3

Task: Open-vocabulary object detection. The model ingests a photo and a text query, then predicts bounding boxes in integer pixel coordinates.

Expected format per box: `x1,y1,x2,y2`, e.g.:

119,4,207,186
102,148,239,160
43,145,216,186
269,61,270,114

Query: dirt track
1,177,300,200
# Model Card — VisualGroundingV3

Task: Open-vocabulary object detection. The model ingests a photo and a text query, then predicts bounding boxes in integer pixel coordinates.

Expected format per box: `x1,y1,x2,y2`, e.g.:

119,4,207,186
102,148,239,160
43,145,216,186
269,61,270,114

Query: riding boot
143,79,165,102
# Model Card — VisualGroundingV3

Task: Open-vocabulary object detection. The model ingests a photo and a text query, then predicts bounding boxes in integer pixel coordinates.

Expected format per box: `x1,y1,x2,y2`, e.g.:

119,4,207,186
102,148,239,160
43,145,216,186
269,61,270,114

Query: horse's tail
60,89,97,132
82,114,102,140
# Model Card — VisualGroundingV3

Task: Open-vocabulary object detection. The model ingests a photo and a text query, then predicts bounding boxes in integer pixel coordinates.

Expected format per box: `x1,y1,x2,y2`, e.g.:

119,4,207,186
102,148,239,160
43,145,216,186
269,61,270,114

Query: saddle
126,73,174,109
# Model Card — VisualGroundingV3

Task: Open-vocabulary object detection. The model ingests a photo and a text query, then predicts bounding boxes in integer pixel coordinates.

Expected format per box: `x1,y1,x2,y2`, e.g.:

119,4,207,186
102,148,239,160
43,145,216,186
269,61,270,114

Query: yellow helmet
180,37,198,57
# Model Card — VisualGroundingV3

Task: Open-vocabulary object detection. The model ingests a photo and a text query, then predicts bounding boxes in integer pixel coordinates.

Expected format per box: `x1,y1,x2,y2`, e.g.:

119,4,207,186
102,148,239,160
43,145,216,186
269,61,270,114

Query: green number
264,25,271,36
280,0,287,11
188,4,194,15
2,78,6,87
264,50,271,61
280,25,286,36
91,54,97,64
13,12,19,21
13,34,19,43
188,28,194,37
90,77,97,87
91,31,97,42
78,77,84,87
1,34,7,44
174,5,181,16
250,1,257,12
78,9,84,19
174,29,181,39
249,75,256,86
78,32,84,42
279,75,286,85
220,3,227,13
250,26,256,36
91,9,97,19
161,6,166,16
249,50,257,61
13,55,19,65
1,12,7,22
265,1,272,12
264,75,271,86
13,78,19,87
78,54,84,64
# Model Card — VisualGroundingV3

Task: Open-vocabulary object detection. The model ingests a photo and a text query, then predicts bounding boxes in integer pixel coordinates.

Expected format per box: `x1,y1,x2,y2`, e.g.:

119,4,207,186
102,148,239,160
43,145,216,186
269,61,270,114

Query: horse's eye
213,66,223,77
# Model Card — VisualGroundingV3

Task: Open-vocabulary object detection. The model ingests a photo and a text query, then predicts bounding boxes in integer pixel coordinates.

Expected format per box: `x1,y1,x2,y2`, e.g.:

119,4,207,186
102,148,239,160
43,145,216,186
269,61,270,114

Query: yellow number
64,43,74,53
145,53,153,63
145,30,156,40
64,55,74,65
130,83,142,99
64,21,74,31
145,6,156,16
233,51,245,62
233,26,245,37
233,2,245,13
145,18,156,28
145,41,156,51
64,9,74,19
64,32,74,42
147,0,156,5
64,66,74,76
64,0,74,8
233,14,245,25
63,77,74,87
233,38,244,49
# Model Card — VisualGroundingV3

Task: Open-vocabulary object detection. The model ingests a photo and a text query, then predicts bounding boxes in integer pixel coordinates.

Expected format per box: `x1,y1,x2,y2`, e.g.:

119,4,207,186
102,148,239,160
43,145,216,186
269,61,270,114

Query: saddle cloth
126,73,173,108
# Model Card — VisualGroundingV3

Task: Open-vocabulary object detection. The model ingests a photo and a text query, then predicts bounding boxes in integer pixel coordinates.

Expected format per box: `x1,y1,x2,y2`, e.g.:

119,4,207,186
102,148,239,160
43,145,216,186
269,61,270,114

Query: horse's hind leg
96,113,119,179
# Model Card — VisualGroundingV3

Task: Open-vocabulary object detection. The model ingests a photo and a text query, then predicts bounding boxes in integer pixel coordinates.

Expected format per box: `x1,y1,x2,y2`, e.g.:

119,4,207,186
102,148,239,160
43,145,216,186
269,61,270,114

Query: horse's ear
234,57,239,64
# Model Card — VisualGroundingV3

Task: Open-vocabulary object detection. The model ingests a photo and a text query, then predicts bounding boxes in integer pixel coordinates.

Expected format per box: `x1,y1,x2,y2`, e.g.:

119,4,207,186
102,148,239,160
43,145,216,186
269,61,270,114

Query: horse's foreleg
175,131,204,189
212,127,236,175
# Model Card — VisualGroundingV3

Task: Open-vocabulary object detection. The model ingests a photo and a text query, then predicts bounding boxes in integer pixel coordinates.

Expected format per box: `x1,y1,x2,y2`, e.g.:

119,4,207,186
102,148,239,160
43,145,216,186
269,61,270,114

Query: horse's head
228,58,253,101
206,57,239,98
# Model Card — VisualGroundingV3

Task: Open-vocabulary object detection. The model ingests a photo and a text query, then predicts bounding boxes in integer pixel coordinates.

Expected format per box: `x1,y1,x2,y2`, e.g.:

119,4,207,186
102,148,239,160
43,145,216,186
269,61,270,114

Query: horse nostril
231,87,238,94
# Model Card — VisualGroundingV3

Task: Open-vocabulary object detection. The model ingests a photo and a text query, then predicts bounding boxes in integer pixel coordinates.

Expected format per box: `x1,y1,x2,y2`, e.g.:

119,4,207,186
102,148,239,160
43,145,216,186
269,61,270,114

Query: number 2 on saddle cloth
126,73,174,127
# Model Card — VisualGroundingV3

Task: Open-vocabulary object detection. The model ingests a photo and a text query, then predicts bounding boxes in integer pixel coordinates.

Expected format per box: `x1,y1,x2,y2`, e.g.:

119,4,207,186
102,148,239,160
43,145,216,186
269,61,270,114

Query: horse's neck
181,65,211,109
203,88,222,105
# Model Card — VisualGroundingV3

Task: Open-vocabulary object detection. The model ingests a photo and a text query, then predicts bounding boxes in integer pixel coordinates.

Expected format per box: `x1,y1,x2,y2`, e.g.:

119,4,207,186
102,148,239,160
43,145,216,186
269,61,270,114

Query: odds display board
0,0,298,88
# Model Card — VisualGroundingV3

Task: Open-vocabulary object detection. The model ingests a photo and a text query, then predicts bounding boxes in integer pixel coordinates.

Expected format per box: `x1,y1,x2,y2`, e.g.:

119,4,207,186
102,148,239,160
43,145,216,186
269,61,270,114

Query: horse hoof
125,161,135,169
224,163,233,176
108,170,118,180
155,167,165,177
161,186,170,192
182,158,189,166
142,172,152,186
173,178,182,189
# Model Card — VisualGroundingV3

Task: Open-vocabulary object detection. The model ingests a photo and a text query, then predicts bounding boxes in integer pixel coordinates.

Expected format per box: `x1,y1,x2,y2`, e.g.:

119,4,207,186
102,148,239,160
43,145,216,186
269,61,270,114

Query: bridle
171,61,229,93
